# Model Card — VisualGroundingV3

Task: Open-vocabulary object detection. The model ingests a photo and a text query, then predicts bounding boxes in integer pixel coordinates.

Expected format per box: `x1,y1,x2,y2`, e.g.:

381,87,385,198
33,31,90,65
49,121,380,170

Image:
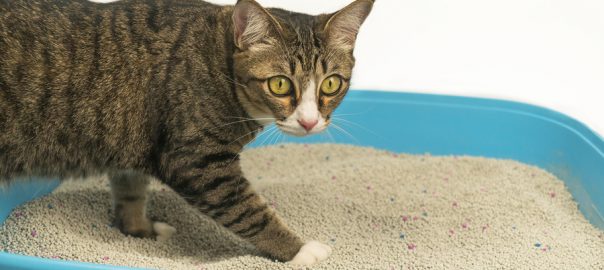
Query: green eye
320,75,342,95
268,76,292,96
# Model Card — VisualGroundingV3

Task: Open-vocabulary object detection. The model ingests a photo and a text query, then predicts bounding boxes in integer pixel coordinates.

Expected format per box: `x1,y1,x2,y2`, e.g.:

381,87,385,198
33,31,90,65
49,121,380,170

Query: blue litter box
1,90,603,269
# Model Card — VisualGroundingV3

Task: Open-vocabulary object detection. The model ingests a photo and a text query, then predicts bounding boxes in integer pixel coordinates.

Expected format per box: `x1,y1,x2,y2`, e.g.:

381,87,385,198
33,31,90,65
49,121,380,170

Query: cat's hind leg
109,170,176,241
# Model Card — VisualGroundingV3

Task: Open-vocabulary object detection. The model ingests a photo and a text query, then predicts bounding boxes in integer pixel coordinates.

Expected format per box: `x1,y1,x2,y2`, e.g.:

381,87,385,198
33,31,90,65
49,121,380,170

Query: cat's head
232,0,374,136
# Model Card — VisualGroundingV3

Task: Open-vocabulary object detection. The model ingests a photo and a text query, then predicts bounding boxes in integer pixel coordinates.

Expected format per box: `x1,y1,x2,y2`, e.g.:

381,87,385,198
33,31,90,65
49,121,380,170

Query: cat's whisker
268,132,277,146
272,131,283,146
214,71,247,88
269,127,283,146
330,122,360,144
226,127,275,169
278,132,286,145
330,117,359,125
225,116,276,121
257,126,279,147
331,117,383,140
227,127,264,146
256,126,278,145
331,107,374,118
325,129,336,143
266,128,281,146
207,118,270,132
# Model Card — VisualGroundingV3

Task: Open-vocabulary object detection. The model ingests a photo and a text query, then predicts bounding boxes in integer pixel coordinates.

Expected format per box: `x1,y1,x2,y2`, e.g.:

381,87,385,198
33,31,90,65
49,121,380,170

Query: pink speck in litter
549,192,556,198
30,230,37,237
407,243,416,250
269,201,277,209
452,202,458,207
461,223,469,229
402,216,409,222
102,256,110,261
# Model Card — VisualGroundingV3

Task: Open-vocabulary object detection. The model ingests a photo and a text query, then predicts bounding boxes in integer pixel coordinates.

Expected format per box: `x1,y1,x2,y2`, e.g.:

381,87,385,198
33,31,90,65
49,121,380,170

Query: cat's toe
288,241,332,265
153,222,176,242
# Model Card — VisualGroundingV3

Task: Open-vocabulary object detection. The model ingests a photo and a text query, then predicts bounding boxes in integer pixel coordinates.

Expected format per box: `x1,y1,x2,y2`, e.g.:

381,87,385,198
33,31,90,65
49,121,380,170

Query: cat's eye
320,75,342,96
268,76,293,96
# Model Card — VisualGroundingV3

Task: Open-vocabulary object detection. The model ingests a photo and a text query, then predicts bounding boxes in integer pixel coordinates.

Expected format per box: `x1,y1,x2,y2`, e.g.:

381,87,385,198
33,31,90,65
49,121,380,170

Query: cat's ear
323,0,374,50
232,0,281,50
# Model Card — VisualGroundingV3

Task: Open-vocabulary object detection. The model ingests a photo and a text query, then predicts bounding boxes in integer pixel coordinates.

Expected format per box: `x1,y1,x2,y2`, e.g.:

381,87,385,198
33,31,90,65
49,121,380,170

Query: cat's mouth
275,121,326,137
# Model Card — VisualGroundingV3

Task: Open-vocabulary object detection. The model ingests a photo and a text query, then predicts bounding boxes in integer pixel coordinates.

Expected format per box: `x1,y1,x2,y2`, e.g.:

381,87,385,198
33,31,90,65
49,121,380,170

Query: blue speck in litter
390,197,395,202
534,242,542,247
330,238,336,242
325,156,330,161
47,204,53,209
399,233,405,239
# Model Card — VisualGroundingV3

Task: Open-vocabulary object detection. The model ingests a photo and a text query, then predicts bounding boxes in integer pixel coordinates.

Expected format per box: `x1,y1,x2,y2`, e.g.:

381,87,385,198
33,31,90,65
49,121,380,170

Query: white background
99,0,604,135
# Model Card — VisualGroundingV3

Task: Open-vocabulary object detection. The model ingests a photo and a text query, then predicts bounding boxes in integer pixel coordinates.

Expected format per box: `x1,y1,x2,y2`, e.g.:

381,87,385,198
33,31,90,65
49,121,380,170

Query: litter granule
0,144,603,269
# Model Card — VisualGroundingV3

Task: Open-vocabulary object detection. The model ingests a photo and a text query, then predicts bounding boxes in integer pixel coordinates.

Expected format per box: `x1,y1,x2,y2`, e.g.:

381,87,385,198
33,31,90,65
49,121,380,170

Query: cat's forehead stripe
289,61,296,75
288,24,319,73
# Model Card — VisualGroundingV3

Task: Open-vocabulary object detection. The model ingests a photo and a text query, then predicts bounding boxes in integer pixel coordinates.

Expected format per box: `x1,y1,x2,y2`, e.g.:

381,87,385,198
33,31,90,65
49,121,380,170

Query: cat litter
1,144,603,269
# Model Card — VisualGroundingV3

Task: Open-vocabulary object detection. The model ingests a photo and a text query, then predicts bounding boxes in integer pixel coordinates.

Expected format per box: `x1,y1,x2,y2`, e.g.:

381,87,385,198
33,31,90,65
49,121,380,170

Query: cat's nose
298,119,318,132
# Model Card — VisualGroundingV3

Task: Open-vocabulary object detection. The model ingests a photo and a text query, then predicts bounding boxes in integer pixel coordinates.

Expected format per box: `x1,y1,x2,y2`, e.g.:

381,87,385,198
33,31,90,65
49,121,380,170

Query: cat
0,0,373,265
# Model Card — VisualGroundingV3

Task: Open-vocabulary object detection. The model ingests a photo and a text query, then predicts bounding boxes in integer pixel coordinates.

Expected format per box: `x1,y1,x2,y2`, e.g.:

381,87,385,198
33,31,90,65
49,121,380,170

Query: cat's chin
278,127,326,137
279,129,308,137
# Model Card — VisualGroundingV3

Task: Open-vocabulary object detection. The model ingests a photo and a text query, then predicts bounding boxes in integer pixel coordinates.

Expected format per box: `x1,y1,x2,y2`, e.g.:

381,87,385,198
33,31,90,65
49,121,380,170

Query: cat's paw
153,222,176,242
288,241,332,265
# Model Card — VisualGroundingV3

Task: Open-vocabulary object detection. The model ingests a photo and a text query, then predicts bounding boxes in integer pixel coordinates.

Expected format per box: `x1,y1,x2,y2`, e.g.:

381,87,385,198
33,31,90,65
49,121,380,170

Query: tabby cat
0,0,373,265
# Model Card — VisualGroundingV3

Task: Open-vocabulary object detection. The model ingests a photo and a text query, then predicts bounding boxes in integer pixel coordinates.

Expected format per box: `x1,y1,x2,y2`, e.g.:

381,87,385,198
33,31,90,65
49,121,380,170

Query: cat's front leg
109,170,176,242
163,152,331,264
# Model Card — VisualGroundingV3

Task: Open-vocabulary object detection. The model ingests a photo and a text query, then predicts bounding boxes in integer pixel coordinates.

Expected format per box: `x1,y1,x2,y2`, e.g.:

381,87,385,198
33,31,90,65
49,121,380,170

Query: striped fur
0,0,373,262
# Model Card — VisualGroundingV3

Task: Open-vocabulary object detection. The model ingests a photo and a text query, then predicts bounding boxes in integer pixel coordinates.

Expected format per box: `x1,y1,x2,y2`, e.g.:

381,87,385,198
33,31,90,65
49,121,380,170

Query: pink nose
298,119,318,132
